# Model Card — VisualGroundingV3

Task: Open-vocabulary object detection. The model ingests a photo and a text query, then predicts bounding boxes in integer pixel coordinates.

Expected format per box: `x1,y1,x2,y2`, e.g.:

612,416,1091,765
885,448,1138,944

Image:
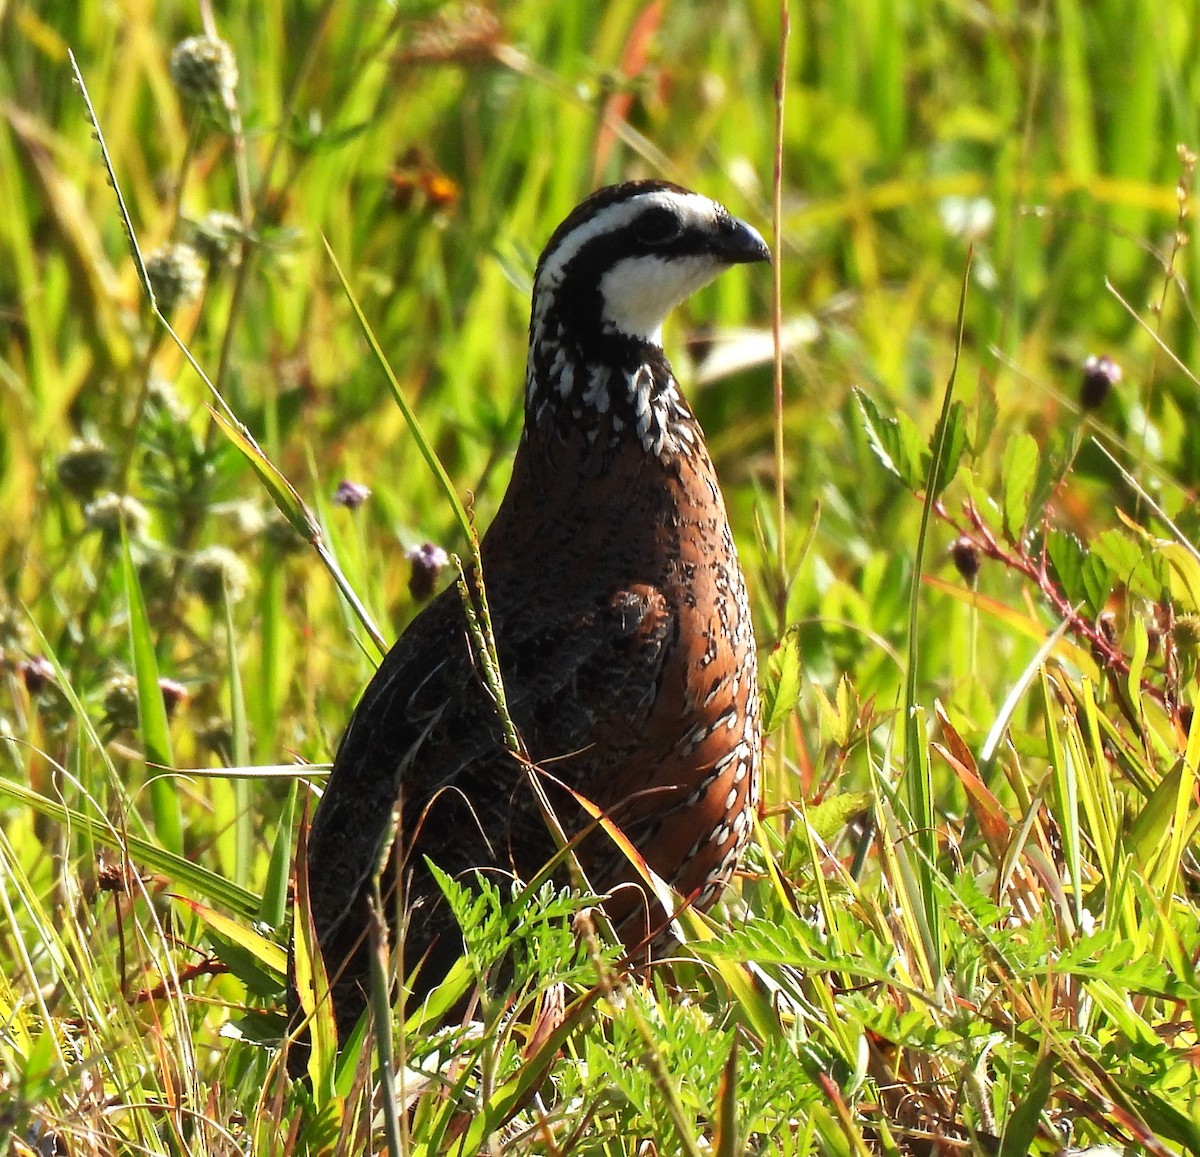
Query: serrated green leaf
854,388,927,489
928,399,967,496
807,791,871,842
1001,433,1038,542
1046,529,1087,608
1081,551,1115,616
1093,529,1162,601
762,626,803,734
895,409,931,490
1092,528,1146,582
973,377,999,453
1029,426,1081,529
1047,528,1112,617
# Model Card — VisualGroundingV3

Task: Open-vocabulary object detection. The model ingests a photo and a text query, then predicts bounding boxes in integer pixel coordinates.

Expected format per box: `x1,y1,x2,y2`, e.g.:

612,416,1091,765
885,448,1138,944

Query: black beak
716,213,771,265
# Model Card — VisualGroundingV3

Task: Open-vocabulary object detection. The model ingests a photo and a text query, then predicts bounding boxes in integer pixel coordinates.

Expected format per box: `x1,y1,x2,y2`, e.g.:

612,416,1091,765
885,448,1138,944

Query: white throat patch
598,253,725,343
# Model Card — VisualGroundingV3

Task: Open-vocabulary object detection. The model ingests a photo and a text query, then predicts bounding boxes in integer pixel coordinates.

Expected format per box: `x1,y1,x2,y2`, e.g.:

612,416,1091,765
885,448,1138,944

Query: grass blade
122,530,182,853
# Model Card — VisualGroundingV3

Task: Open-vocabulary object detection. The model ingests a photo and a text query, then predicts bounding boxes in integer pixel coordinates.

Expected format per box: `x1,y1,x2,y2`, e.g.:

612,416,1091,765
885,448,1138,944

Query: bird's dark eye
634,206,682,245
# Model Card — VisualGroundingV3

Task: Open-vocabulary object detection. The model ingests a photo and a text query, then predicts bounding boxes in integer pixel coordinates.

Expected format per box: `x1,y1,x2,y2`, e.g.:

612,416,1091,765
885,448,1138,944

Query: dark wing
304,578,673,945
288,575,674,1057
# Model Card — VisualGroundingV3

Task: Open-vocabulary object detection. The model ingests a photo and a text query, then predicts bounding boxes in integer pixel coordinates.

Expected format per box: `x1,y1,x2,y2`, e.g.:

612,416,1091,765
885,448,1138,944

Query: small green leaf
894,409,931,490
1093,529,1163,601
928,399,967,496
972,377,999,453
807,791,871,842
959,469,1003,535
21,1030,57,1105
762,626,803,734
1001,433,1038,542
1047,528,1112,616
813,677,853,748
1030,425,1082,528
1160,541,1200,612
1046,530,1086,608
1127,615,1150,706
1080,551,1115,617
854,388,927,490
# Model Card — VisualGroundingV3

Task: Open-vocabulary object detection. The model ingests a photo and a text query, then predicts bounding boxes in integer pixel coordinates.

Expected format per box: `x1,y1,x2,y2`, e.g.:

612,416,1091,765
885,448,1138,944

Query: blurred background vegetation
3,1,1200,1153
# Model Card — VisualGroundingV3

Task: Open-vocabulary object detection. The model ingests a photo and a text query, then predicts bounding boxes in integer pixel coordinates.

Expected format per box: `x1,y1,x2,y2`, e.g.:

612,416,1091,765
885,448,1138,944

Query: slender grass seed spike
287,181,769,1075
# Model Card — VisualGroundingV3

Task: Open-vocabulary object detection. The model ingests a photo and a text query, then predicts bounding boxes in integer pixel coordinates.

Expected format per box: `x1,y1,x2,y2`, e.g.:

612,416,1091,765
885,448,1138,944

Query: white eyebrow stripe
534,190,719,291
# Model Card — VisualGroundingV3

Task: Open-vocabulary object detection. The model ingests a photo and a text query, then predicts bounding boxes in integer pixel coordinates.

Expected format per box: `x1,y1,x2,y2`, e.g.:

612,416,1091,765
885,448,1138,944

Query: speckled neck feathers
524,302,697,460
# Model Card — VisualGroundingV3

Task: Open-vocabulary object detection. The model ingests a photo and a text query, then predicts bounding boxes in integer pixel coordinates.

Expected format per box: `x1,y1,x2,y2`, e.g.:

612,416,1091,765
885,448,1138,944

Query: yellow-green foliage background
3,3,1200,1153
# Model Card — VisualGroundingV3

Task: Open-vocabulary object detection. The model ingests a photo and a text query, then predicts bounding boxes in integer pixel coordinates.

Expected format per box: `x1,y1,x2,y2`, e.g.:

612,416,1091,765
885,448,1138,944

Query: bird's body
287,181,767,1072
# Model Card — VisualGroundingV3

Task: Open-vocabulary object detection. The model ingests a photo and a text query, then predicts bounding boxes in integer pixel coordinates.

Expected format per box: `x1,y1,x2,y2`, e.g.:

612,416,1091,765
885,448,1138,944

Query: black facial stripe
534,179,692,282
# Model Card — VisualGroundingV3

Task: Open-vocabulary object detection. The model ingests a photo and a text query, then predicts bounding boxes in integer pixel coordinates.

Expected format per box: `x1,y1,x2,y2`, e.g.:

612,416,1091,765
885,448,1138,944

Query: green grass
3,1,1200,1152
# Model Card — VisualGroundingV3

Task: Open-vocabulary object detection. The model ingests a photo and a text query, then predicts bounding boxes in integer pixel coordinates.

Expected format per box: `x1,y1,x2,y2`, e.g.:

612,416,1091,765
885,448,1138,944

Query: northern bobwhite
287,181,768,1073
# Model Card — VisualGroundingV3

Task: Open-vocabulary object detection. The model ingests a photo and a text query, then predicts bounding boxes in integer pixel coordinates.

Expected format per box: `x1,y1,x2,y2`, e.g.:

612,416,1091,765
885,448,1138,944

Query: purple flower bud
1080,354,1122,410
405,542,449,601
333,479,372,510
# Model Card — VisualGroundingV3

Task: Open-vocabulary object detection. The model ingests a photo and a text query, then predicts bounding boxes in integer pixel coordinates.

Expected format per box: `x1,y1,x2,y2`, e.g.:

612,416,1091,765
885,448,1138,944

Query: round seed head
263,509,307,555
1172,613,1200,655
56,435,113,500
83,493,150,540
169,35,238,109
192,210,244,269
188,544,250,606
198,715,233,759
404,4,502,64
145,242,206,315
145,376,189,423
102,672,140,732
227,502,267,538
135,551,176,604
